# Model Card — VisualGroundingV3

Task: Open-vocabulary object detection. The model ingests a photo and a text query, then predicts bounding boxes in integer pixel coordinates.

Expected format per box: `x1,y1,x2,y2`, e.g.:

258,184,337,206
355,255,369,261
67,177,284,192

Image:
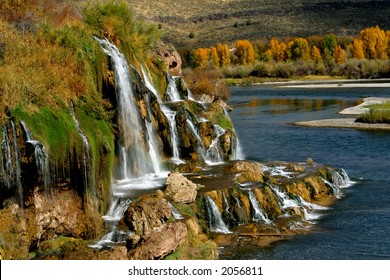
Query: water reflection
237,98,361,116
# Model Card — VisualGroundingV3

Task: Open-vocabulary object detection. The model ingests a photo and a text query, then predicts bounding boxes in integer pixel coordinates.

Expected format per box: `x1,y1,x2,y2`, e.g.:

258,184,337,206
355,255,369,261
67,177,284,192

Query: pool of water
220,84,390,259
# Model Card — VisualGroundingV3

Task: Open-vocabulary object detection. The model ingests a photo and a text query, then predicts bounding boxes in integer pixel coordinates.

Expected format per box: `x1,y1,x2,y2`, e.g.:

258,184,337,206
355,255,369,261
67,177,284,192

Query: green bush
82,0,162,63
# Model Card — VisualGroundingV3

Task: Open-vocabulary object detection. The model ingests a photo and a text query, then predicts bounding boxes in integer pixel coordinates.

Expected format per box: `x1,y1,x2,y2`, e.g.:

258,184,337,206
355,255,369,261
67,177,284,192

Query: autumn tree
333,45,346,65
210,47,220,67
288,38,310,61
216,43,231,66
266,38,288,62
196,48,210,68
311,45,322,63
351,38,365,59
234,39,255,65
359,26,388,59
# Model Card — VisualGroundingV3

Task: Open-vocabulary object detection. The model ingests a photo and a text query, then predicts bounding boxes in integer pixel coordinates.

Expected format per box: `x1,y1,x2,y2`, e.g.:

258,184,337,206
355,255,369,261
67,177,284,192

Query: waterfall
248,190,272,224
270,185,328,223
168,202,184,220
2,125,14,189
141,65,160,101
145,121,162,174
20,121,51,191
96,38,156,179
11,121,23,207
331,168,353,188
69,102,94,194
186,118,206,161
205,195,230,233
162,107,183,163
205,125,225,164
166,74,182,101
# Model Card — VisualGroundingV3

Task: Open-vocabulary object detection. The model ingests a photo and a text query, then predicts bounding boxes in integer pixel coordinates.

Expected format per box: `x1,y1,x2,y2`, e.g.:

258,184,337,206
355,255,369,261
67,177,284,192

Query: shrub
183,68,230,101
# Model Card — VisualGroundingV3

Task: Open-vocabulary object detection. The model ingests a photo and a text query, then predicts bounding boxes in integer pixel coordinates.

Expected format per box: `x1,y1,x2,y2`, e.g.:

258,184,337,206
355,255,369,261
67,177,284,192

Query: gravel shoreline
293,118,390,131
292,95,390,131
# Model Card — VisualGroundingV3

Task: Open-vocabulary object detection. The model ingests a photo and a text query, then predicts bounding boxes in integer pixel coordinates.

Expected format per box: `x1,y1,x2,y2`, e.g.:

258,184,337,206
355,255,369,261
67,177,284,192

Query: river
220,83,390,259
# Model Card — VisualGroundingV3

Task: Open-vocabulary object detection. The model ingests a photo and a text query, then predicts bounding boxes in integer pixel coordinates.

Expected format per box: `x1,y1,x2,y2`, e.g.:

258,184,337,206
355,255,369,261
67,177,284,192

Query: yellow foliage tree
216,43,231,66
266,38,288,62
234,39,255,65
333,45,346,65
359,26,388,59
351,38,365,59
210,47,220,67
311,45,322,63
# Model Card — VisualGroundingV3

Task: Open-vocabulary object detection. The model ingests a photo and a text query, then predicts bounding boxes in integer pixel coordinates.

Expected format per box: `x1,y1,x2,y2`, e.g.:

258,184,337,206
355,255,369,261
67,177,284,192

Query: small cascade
90,197,133,249
331,168,353,188
145,121,162,174
20,121,51,191
270,185,328,223
11,121,23,206
231,192,247,220
205,125,225,164
141,65,160,101
205,195,230,233
232,137,245,160
168,202,184,220
222,192,230,212
271,186,300,213
2,125,14,189
248,190,272,224
166,74,182,101
186,118,206,161
162,107,183,163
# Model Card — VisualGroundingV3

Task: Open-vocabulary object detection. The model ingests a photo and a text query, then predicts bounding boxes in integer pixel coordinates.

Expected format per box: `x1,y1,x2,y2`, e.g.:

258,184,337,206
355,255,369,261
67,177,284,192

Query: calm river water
221,83,390,259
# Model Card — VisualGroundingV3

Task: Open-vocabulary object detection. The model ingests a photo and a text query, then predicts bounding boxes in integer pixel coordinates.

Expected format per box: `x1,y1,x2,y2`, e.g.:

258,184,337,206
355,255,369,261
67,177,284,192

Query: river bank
293,96,390,130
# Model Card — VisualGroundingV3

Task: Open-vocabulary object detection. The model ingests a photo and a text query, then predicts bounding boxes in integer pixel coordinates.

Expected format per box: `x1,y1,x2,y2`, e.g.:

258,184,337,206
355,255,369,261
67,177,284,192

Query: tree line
181,26,390,79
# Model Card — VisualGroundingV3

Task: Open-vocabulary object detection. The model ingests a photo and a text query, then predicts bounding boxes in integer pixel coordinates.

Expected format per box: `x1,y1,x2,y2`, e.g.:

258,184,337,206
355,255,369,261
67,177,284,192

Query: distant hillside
127,0,390,49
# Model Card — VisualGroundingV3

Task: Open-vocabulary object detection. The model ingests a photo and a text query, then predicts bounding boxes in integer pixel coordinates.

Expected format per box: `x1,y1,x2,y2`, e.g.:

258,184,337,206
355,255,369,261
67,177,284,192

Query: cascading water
69,102,94,194
11,121,23,206
162,108,183,163
141,65,160,101
205,195,230,233
168,202,184,220
166,74,182,101
96,38,157,179
1,125,14,189
20,121,51,191
205,125,225,164
248,190,272,224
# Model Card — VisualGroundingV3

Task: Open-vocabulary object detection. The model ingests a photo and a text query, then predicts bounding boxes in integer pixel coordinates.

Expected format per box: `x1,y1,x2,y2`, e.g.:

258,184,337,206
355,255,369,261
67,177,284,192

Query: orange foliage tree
234,39,255,65
196,48,210,68
359,26,388,59
333,45,346,65
311,45,322,62
266,38,288,62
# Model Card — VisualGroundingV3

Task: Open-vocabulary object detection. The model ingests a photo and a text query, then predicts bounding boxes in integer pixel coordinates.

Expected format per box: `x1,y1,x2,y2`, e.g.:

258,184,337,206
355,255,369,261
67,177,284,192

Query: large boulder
127,222,188,260
165,172,201,203
123,192,171,235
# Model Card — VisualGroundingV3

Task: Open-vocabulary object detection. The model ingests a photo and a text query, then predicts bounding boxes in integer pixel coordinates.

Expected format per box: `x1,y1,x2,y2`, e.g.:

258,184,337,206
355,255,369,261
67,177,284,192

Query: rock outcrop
165,172,201,203
155,42,182,76
123,191,171,235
